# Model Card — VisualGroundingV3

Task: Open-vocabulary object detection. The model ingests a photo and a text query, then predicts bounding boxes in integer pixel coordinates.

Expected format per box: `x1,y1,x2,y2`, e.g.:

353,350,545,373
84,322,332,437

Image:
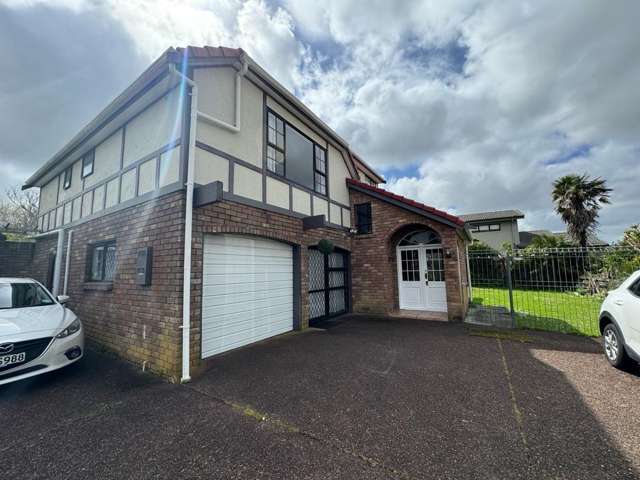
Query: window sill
83,282,113,292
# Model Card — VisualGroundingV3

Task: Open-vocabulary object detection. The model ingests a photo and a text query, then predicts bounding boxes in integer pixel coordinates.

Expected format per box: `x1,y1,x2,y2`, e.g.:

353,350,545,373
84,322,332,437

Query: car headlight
56,318,81,338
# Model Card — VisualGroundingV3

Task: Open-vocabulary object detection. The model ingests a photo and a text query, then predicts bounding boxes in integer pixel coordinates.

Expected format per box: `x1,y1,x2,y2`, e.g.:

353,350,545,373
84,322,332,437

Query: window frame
313,144,327,196
266,109,286,177
63,166,73,190
86,240,117,283
265,107,329,196
355,202,373,234
81,150,95,179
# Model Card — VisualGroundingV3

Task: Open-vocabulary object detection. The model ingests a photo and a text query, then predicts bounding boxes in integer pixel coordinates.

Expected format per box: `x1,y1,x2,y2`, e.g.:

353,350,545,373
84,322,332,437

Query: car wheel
603,323,629,368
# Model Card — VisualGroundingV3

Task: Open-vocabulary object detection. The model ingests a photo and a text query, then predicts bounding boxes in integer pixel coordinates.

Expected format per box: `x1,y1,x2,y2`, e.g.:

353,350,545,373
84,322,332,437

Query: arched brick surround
349,190,469,321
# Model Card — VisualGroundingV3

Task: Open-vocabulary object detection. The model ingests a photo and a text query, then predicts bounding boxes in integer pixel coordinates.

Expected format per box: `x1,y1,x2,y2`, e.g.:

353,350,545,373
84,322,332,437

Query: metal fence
467,246,640,336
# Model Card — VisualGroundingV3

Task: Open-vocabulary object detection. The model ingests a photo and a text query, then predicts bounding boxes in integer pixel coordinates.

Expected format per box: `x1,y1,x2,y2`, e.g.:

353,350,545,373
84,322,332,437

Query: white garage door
201,234,294,358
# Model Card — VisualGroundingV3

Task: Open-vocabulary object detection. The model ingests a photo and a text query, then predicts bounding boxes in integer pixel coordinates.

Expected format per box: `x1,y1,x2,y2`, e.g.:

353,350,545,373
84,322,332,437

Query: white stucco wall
39,178,58,213
328,145,350,206
93,184,105,213
138,158,157,196
292,187,311,215
120,168,136,202
313,196,328,220
159,146,181,188
86,128,123,188
266,176,289,210
342,207,351,228
329,203,341,225
105,178,119,209
123,88,182,167
196,72,263,168
195,67,236,126
233,164,262,201
194,147,229,189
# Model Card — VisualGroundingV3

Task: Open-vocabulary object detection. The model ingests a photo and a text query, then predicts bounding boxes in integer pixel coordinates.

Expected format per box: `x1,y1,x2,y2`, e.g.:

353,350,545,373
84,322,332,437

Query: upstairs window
63,166,73,190
266,108,328,195
355,203,372,234
87,241,117,282
314,145,327,195
266,111,285,175
81,150,94,178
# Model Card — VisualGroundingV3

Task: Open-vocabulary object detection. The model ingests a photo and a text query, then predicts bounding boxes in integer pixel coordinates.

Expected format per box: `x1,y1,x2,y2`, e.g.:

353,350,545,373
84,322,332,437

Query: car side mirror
57,295,70,305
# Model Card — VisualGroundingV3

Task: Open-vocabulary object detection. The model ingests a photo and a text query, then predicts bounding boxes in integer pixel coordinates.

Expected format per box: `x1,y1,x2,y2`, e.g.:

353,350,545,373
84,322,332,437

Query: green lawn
471,287,603,336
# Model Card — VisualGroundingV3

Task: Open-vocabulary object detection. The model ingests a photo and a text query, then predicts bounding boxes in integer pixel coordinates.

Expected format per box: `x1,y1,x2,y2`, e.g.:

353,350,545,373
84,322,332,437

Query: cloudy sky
1,0,638,241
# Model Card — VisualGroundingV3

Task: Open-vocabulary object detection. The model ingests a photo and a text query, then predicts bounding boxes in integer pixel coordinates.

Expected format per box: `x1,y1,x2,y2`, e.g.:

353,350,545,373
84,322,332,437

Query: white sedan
599,270,640,368
0,278,84,386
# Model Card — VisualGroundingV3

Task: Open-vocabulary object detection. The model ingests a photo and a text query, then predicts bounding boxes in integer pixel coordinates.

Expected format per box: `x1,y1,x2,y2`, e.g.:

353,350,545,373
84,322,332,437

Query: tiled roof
459,209,525,222
346,178,465,227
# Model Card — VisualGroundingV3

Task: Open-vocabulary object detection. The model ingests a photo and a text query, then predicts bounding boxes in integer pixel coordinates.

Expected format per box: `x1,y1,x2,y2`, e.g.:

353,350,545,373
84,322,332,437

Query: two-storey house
22,46,471,381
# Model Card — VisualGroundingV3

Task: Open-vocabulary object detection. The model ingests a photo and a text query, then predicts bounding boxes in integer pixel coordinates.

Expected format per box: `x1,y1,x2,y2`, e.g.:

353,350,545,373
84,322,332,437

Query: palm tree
551,174,612,247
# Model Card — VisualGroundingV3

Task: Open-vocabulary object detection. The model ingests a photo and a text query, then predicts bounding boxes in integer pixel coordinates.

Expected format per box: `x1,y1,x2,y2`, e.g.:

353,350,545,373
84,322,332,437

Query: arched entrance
396,229,447,312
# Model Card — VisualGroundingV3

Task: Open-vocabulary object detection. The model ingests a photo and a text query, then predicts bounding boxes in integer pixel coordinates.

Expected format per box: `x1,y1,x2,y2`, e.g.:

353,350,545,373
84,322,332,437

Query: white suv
0,278,84,386
599,270,640,368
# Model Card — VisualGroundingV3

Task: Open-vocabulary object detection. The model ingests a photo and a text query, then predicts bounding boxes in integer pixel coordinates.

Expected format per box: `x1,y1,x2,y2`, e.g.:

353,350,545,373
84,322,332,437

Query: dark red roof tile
346,178,465,227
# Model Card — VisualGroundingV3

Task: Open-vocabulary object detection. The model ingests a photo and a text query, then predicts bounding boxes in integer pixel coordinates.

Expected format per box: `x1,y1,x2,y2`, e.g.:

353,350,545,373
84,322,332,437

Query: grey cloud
0,3,146,191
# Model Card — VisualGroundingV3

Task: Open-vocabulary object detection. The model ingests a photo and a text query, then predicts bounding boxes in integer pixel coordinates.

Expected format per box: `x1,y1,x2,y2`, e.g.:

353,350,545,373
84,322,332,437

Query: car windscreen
0,283,55,309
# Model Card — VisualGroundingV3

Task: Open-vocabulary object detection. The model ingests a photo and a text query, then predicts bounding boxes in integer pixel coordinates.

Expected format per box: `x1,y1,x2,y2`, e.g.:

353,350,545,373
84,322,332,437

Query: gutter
168,55,248,384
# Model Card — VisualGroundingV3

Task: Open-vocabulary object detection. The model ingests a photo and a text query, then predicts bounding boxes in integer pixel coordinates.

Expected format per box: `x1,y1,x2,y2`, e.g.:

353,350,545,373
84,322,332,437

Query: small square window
63,166,73,190
87,241,117,282
81,150,94,178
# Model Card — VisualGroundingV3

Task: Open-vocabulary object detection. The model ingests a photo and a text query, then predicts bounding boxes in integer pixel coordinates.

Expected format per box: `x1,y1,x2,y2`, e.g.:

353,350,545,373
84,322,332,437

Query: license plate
0,352,26,367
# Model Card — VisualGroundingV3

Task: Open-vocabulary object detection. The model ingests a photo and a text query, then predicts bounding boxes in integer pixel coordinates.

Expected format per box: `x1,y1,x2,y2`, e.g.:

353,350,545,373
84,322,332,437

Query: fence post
505,254,516,328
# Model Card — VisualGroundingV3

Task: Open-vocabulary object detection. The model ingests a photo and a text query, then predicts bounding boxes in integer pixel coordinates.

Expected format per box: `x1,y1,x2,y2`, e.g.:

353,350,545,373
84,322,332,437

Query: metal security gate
308,248,349,325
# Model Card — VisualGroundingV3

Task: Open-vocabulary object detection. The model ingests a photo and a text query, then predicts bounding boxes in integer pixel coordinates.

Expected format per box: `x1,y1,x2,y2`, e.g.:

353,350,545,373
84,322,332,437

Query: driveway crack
497,338,528,450
184,383,417,480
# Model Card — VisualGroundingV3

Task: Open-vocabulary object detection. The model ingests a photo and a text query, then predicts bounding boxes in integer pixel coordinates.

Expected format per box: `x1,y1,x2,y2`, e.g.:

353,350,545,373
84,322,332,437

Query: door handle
614,299,624,306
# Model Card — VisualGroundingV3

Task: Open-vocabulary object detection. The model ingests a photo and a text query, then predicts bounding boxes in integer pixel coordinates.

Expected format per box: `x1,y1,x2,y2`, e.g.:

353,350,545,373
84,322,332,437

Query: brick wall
0,239,35,277
33,192,186,380
349,190,469,321
190,198,351,374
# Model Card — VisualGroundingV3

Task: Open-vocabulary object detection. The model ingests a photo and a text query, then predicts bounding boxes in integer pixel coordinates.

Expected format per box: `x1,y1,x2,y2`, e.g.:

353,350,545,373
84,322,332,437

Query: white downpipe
169,57,247,384
169,64,197,384
63,230,73,295
196,59,247,133
52,229,64,296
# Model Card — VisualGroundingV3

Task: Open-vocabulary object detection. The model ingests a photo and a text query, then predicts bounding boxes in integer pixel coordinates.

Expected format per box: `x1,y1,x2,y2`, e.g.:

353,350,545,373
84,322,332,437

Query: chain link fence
467,246,640,336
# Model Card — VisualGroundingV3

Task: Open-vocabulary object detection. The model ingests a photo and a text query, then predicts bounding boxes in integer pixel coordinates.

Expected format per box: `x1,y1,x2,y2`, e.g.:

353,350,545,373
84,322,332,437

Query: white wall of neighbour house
469,220,519,251
192,65,354,228
37,86,184,232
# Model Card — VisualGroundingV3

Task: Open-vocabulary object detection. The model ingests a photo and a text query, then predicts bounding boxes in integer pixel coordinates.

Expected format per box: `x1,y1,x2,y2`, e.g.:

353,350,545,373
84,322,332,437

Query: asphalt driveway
2,316,640,479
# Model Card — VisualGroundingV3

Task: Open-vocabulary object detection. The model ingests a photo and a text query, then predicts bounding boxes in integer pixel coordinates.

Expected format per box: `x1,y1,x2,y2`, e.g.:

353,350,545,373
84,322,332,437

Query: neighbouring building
15,46,471,382
459,210,524,251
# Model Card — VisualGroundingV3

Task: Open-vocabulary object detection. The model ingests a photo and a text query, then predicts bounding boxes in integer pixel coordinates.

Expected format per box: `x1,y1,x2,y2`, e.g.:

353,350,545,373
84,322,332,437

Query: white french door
397,246,447,312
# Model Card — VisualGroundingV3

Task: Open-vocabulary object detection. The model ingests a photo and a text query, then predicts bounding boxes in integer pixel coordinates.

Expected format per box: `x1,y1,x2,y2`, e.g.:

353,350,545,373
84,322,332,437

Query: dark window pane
285,124,314,189
355,203,372,234
91,246,105,280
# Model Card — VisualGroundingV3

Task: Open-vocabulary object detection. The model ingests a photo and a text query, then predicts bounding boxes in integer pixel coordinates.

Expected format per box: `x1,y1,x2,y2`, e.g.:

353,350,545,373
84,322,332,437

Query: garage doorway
308,247,350,326
201,234,294,358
